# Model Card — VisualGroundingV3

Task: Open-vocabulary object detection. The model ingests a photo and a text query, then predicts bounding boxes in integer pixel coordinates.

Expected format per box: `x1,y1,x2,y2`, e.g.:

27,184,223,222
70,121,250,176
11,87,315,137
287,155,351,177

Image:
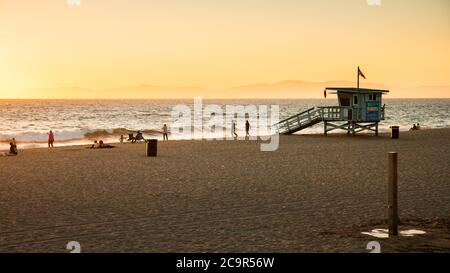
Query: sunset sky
0,0,449,98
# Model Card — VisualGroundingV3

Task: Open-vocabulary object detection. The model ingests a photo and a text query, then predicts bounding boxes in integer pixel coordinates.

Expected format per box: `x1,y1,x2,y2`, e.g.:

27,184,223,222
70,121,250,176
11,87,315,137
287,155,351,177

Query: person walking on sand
47,130,54,148
245,120,250,137
162,124,169,141
232,120,238,139
119,135,124,144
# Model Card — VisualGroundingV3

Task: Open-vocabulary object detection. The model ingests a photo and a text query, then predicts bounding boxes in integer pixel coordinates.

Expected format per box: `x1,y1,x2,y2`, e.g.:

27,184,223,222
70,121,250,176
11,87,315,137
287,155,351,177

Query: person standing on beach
119,135,124,144
232,120,238,139
48,130,54,148
245,120,250,137
162,124,169,141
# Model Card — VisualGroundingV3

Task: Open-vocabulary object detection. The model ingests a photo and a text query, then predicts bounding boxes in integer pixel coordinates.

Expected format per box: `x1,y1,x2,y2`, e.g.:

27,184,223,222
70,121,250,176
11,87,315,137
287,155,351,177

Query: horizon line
1,97,450,100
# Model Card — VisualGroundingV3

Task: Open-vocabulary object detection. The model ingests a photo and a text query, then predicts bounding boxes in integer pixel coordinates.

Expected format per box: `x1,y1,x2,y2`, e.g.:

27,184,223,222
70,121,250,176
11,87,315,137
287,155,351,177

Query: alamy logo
67,241,81,253
366,241,381,253
170,97,280,152
367,0,381,6
67,0,81,6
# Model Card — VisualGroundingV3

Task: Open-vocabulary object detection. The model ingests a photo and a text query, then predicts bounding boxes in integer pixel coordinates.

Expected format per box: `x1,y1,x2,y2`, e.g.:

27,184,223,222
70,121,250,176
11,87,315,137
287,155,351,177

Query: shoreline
2,127,448,152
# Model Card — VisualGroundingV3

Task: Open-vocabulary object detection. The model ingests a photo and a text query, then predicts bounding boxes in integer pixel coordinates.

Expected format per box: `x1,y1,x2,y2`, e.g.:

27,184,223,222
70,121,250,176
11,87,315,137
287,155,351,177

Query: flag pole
357,66,360,89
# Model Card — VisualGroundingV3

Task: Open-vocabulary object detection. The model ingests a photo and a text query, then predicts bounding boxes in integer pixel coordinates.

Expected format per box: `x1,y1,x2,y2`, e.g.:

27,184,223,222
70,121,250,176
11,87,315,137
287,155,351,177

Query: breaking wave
0,128,162,144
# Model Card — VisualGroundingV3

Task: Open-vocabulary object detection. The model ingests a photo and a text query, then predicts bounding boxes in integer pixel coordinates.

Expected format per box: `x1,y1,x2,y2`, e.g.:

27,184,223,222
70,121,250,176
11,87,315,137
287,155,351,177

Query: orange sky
0,0,449,98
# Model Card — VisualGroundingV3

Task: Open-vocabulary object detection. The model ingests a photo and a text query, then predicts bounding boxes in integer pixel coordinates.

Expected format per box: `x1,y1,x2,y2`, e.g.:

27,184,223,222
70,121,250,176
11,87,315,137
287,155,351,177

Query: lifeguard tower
276,67,389,136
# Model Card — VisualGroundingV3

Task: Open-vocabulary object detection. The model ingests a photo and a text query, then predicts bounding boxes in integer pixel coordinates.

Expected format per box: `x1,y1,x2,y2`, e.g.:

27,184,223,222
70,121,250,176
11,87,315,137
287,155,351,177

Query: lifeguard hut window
368,94,377,101
353,95,358,106
341,98,350,107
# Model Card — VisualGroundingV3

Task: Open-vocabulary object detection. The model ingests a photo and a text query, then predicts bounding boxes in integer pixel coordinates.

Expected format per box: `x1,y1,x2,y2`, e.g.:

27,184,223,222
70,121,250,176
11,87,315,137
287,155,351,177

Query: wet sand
0,129,449,253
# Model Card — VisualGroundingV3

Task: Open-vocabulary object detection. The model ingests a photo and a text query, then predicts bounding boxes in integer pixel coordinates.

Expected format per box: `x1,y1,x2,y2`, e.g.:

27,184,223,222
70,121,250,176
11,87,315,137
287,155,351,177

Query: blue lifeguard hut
277,67,389,136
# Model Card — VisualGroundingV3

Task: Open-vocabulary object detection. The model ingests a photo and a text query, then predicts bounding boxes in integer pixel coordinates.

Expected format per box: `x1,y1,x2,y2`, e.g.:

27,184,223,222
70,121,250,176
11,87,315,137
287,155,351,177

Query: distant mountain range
27,81,450,99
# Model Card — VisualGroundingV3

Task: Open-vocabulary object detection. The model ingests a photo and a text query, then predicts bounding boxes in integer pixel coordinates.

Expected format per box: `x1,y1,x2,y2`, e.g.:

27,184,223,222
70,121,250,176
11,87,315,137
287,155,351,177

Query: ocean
0,99,449,150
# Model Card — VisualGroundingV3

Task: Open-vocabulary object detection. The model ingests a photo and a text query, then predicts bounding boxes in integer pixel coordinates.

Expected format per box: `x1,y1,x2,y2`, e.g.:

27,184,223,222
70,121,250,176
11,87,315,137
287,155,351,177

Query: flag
358,67,366,79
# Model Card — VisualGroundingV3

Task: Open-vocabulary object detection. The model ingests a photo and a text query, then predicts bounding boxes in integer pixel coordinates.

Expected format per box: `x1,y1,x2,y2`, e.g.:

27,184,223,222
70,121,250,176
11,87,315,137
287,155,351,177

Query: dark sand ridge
0,129,449,252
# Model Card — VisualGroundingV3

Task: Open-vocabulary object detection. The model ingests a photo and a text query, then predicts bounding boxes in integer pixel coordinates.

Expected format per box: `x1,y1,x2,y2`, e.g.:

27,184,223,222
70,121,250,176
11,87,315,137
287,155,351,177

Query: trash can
390,126,400,139
146,139,157,157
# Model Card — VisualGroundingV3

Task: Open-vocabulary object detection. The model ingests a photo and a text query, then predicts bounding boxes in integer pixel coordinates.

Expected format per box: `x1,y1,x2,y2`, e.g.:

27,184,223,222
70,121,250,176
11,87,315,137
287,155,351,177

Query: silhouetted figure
90,140,99,149
135,131,145,141
0,142,17,156
90,140,114,149
245,120,250,137
9,142,18,155
48,130,54,148
99,140,114,148
232,121,238,139
127,133,136,143
162,124,169,141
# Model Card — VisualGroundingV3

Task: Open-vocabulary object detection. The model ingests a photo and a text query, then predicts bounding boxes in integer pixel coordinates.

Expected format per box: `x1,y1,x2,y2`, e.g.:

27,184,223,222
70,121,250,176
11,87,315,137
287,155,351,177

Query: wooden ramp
276,107,323,135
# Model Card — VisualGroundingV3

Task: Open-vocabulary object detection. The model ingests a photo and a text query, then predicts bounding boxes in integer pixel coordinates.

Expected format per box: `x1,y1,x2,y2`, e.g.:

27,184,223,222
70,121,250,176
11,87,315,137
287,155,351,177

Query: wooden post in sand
388,152,399,236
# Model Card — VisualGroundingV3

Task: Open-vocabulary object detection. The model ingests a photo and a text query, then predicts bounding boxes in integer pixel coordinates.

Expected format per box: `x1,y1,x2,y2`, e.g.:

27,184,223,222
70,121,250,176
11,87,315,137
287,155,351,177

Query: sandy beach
0,129,449,253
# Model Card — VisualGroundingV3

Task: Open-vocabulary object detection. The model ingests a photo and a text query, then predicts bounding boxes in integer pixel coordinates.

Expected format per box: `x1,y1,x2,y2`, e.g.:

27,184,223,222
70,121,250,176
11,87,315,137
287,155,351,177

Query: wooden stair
276,107,323,135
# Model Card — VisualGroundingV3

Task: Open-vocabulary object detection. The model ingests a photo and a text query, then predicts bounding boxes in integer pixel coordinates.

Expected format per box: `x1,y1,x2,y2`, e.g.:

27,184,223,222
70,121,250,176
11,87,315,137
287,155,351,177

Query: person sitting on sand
135,131,145,142
410,124,417,131
10,142,18,155
416,123,421,130
89,140,114,149
1,142,18,156
89,140,100,149
99,140,115,149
